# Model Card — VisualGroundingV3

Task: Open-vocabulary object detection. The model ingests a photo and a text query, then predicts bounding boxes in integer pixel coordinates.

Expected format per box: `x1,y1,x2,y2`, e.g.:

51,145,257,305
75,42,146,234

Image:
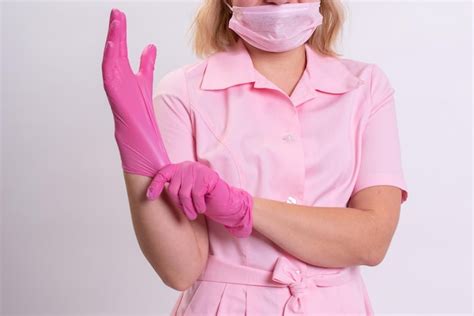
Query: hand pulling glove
102,9,253,238
146,161,254,238
101,8,170,177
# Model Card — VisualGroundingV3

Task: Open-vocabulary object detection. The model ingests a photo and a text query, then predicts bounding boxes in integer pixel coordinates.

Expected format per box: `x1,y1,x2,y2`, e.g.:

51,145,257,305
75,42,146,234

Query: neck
239,40,308,97
242,41,306,71
241,40,307,87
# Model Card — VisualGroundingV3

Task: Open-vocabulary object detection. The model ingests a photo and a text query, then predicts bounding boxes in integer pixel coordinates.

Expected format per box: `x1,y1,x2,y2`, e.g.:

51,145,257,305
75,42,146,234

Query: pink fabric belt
197,254,359,315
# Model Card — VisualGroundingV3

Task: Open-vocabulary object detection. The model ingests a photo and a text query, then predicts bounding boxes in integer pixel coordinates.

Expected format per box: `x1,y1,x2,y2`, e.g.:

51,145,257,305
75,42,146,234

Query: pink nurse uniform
152,38,409,315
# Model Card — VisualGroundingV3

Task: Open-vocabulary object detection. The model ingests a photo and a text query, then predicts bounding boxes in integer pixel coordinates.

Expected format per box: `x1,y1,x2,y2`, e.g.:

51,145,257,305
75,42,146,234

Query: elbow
362,214,396,266
364,242,389,266
161,271,195,291
365,249,385,266
161,260,206,291
164,278,193,291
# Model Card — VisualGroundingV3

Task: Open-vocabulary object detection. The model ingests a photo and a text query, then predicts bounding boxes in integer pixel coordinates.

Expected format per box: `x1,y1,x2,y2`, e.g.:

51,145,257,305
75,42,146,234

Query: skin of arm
124,169,399,288
123,172,209,291
251,185,402,268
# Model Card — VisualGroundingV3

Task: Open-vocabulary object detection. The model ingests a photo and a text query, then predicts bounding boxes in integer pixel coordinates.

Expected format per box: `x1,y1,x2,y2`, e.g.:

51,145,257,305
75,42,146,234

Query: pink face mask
225,1,323,53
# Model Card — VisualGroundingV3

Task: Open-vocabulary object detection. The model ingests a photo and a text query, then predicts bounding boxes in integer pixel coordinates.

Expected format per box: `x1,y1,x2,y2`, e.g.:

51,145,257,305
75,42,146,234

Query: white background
1,0,473,315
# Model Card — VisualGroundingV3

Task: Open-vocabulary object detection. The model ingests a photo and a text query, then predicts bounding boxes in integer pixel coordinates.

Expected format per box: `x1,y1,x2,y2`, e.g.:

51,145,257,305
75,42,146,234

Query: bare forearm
123,172,206,290
251,197,378,268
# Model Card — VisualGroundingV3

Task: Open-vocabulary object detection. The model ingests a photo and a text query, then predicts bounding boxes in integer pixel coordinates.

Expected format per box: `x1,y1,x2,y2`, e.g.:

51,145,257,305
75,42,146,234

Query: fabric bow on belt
197,254,358,315
271,256,356,315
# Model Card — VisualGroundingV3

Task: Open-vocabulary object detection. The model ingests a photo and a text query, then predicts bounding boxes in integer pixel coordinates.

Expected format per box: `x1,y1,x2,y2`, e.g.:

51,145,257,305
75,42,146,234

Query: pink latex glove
146,161,254,238
101,8,170,177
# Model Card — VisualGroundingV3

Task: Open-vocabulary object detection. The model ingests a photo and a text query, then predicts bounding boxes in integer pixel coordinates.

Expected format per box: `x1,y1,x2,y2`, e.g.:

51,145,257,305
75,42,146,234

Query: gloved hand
146,161,253,238
101,8,170,177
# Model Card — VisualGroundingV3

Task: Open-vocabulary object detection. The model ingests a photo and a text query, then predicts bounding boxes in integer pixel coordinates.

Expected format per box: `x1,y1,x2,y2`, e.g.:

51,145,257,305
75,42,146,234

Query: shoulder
339,57,395,107
338,57,392,88
338,57,397,120
154,58,210,98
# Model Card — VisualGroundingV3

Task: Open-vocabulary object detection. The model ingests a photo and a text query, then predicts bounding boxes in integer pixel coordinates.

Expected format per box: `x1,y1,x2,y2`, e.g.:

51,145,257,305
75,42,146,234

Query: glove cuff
224,188,254,238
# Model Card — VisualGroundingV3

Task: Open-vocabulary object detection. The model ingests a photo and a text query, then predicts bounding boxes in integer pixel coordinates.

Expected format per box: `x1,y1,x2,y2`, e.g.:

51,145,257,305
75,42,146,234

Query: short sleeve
152,68,197,164
351,64,408,204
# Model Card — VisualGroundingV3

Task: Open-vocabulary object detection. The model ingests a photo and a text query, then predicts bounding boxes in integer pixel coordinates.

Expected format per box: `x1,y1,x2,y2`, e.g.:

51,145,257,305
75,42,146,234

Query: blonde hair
187,0,347,59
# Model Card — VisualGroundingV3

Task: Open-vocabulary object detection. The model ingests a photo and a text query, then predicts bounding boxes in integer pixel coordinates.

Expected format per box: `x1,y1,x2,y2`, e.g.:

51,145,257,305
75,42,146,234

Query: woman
102,0,409,315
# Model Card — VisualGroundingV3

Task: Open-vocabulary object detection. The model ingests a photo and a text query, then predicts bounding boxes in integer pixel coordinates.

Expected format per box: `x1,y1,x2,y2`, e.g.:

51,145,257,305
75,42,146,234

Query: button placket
281,107,305,206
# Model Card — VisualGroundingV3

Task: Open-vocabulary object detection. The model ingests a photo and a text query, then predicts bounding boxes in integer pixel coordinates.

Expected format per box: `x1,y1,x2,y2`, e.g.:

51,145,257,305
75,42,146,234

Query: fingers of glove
102,21,120,79
166,172,184,211
191,185,207,214
189,163,214,215
106,15,120,46
146,164,176,200
192,172,215,214
118,11,128,59
205,169,220,194
138,44,157,86
178,178,199,221
108,8,117,25
146,173,166,201
103,39,117,69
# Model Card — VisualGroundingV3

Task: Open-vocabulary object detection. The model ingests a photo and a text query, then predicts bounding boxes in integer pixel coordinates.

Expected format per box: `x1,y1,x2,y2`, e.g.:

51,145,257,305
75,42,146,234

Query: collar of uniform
200,38,364,94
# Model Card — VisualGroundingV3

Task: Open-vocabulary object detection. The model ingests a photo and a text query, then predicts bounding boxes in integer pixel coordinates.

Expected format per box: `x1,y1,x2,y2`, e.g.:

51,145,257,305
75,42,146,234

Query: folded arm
251,185,402,268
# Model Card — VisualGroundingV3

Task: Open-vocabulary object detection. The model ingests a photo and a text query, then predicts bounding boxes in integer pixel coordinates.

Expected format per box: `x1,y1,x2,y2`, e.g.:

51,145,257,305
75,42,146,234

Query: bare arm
123,172,209,291
251,185,402,268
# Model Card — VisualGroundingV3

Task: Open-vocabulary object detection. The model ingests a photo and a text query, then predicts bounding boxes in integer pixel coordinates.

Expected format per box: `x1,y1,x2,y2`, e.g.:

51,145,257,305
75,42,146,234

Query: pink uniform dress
153,38,408,315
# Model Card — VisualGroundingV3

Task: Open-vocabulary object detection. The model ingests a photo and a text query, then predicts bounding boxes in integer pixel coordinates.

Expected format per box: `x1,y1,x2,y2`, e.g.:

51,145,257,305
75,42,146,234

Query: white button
282,134,294,142
286,196,297,204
